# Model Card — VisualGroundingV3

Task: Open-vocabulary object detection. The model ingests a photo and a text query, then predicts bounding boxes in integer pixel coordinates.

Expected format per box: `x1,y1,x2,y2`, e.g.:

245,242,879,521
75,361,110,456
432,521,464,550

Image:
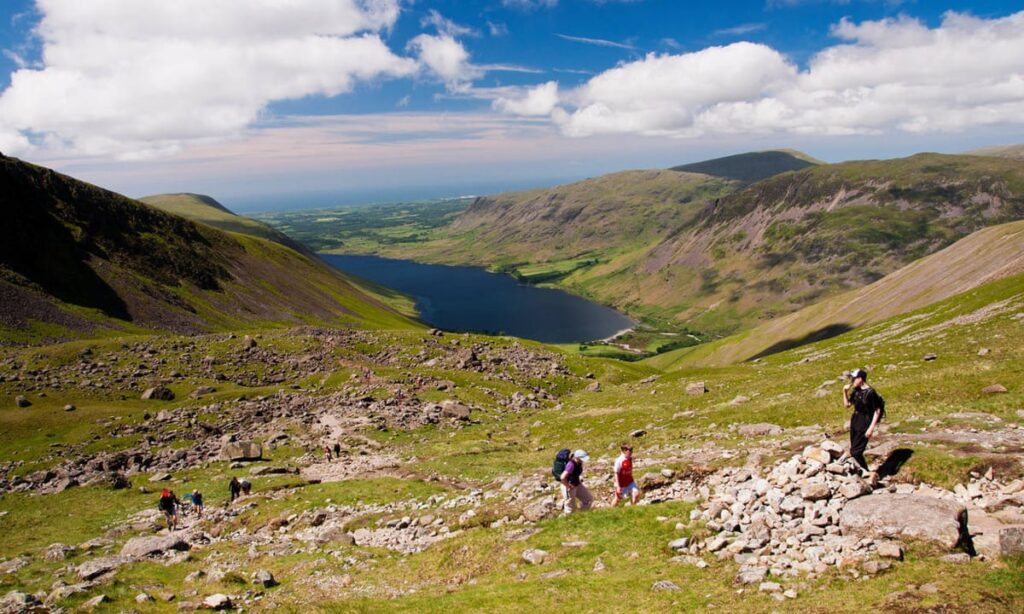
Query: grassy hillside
140,193,309,254
648,219,1024,370
0,155,416,344
670,150,818,183
0,261,1021,612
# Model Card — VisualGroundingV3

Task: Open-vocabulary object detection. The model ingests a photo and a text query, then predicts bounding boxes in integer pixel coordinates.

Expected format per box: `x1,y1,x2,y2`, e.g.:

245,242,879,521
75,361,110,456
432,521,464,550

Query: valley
2,149,1024,613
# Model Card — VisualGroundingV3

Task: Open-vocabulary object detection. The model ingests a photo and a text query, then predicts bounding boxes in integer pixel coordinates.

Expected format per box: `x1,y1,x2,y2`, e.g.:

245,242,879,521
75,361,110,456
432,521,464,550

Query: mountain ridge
0,155,415,344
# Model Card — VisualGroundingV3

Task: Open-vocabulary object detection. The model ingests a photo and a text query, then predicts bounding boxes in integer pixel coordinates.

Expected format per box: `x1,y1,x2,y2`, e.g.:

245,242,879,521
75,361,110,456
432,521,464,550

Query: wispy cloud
421,9,477,38
487,21,509,37
713,22,768,37
556,34,637,50
553,68,595,75
477,64,545,74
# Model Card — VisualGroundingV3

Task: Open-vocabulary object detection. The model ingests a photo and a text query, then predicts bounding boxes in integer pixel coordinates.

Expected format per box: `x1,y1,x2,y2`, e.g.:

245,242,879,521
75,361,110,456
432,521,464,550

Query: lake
321,254,635,343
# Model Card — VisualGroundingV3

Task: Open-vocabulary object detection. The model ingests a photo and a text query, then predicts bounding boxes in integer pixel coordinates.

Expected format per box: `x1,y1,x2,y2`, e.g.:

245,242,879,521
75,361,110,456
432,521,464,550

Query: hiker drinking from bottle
553,449,593,513
612,444,641,506
843,367,884,478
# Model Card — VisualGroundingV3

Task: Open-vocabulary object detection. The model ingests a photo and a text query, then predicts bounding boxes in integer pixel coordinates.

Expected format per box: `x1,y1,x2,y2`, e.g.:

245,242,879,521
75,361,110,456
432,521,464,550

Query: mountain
669,150,819,183
447,169,738,264
647,219,1024,369
139,192,309,254
356,151,1024,338
966,144,1024,161
0,154,414,343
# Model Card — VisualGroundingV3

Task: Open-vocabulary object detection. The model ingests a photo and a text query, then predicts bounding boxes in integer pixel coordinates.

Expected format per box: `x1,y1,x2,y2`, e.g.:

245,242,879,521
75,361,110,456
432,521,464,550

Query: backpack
552,448,572,480
876,392,886,420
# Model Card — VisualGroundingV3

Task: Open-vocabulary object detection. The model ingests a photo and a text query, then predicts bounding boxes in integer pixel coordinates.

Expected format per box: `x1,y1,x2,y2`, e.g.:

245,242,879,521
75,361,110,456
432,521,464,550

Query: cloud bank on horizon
497,11,1024,138
0,1,1022,166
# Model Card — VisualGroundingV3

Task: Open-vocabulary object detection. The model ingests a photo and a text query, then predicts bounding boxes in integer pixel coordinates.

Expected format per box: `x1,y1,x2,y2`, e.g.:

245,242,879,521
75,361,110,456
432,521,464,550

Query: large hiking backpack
877,392,886,420
552,448,572,480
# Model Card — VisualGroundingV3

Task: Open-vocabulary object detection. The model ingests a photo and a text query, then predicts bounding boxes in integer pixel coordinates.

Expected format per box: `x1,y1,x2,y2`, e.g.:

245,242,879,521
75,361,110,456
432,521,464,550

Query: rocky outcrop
120,534,190,559
839,494,967,549
220,441,262,461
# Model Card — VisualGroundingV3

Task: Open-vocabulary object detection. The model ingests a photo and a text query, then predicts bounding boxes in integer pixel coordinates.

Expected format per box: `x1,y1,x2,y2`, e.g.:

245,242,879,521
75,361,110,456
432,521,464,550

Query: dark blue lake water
321,254,635,343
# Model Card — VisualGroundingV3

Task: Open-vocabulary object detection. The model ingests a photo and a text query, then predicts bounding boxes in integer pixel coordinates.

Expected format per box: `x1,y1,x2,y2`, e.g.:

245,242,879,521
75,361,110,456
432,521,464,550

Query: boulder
982,384,1008,394
203,593,233,610
686,382,707,395
219,441,262,461
998,527,1024,557
253,570,277,588
802,445,832,466
40,543,75,562
63,404,76,412
77,556,125,580
585,381,601,393
440,400,471,421
839,478,872,501
839,493,967,549
876,542,903,560
738,423,783,437
14,395,30,408
80,595,108,611
800,481,831,501
120,534,190,559
668,537,690,551
652,580,681,591
523,496,557,522
0,591,39,611
141,386,175,401
149,472,173,483
522,549,547,565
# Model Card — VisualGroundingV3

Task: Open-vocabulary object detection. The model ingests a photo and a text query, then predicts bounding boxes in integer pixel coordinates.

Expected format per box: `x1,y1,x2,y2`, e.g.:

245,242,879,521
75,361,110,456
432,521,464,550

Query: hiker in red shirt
612,443,641,506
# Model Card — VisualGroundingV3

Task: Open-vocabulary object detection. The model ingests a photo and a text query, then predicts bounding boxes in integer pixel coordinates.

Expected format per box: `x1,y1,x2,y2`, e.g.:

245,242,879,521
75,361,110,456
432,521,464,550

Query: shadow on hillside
876,448,914,479
746,323,854,361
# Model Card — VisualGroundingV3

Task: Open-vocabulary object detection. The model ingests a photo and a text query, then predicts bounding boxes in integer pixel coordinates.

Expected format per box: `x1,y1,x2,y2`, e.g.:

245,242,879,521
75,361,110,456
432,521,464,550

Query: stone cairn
675,440,900,593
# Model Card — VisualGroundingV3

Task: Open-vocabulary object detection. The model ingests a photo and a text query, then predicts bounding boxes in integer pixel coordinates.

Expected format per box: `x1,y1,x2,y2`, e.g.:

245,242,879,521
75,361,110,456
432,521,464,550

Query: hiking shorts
619,482,639,497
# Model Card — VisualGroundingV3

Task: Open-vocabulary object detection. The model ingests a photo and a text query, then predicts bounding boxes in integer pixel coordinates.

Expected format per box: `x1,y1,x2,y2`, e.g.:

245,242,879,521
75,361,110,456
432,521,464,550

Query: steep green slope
0,155,415,344
648,219,1024,370
670,150,818,183
140,192,309,253
635,153,1024,335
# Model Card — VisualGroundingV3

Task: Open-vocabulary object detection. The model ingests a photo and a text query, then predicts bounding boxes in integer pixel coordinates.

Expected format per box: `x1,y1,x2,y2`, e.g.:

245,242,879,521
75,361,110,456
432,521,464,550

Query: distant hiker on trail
190,490,204,518
159,488,179,530
843,367,884,478
333,442,342,458
229,477,241,502
612,444,641,506
240,479,252,496
553,449,593,513
324,445,333,461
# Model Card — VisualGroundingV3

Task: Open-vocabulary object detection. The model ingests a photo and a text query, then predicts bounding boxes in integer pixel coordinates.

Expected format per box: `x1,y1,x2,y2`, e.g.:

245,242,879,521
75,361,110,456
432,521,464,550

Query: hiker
229,477,241,502
333,442,341,458
159,488,179,531
240,479,252,496
612,443,641,506
555,449,593,513
324,445,333,461
842,367,884,477
190,489,204,518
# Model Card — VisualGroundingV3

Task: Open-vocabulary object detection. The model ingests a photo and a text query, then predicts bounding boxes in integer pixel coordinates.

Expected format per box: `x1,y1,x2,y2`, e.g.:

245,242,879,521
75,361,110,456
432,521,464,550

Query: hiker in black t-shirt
843,368,883,475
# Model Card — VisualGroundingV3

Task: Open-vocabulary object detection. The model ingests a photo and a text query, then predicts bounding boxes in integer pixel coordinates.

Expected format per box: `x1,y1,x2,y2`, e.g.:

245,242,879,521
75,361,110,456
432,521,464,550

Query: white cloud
493,81,560,116
408,34,481,89
556,33,637,50
0,0,416,158
498,11,1024,139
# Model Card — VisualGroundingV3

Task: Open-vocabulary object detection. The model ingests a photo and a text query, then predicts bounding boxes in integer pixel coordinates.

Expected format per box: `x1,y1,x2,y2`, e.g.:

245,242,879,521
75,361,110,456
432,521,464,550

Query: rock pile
682,441,945,585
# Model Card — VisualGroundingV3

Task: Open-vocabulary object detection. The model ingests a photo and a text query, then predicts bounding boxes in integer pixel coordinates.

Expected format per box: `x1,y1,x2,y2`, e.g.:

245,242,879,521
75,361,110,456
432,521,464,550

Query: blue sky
1,1,1023,211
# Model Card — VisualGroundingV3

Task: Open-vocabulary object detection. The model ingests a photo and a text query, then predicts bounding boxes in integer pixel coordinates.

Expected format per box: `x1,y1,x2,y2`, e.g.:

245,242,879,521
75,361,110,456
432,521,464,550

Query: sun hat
574,449,590,461
850,368,868,380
